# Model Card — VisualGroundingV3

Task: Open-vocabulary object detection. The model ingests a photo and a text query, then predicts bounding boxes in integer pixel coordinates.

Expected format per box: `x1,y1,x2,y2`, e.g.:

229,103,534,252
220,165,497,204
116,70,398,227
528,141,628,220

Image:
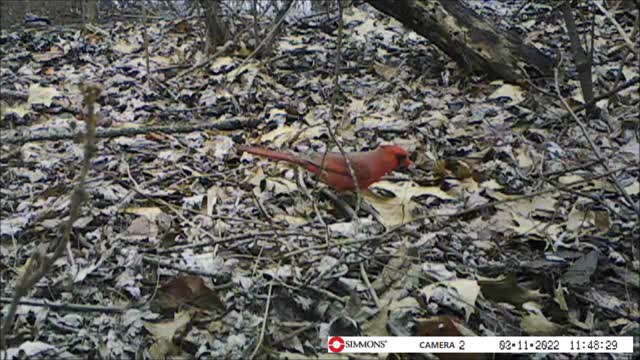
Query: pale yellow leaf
421,279,480,321
489,83,525,105
624,181,639,195
258,126,297,147
365,181,452,226
122,207,163,221
273,214,309,227
28,84,59,107
1,101,31,118
144,311,191,339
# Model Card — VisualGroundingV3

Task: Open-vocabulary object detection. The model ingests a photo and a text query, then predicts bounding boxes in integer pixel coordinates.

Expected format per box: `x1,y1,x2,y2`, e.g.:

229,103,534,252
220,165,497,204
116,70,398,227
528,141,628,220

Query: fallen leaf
152,275,224,313
479,274,548,306
365,181,453,226
521,312,564,336
421,279,480,321
488,82,525,105
28,84,59,107
144,310,191,339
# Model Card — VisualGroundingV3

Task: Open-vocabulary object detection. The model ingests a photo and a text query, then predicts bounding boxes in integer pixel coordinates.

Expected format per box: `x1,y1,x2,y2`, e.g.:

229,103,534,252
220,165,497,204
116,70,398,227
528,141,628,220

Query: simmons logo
328,336,345,352
328,337,388,352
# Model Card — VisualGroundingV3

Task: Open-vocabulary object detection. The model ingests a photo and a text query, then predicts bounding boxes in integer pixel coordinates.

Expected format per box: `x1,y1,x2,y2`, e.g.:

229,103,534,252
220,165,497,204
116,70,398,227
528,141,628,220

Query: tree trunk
83,0,98,23
199,0,230,52
367,0,555,84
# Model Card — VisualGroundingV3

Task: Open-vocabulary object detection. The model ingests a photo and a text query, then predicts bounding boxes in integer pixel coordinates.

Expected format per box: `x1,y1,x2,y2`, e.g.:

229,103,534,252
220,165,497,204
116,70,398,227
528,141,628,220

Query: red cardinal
237,144,412,191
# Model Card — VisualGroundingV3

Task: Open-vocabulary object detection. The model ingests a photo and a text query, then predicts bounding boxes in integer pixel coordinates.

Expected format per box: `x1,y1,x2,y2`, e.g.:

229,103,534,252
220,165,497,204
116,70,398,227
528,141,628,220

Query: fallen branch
0,297,124,314
2,117,258,145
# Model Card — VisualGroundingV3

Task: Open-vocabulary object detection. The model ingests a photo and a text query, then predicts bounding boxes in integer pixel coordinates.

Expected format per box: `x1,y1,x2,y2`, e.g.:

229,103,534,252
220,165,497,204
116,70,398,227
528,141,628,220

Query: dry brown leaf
152,275,224,313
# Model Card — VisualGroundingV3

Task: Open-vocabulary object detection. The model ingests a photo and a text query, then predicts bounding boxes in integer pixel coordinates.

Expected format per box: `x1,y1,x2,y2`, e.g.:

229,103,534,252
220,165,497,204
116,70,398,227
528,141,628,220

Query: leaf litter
0,2,638,359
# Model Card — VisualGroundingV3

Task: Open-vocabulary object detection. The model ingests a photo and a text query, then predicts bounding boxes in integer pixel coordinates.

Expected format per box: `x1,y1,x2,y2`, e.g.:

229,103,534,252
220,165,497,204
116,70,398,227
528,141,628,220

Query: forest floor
1,2,638,359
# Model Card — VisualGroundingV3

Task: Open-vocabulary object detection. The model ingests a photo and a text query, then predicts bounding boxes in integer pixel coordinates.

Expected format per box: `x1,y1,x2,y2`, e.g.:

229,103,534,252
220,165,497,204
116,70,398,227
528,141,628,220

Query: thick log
367,0,555,83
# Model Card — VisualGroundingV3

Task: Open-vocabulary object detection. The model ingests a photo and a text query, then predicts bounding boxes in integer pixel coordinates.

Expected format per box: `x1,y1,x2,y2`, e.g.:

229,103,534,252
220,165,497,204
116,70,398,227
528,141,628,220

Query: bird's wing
308,152,372,180
307,152,350,175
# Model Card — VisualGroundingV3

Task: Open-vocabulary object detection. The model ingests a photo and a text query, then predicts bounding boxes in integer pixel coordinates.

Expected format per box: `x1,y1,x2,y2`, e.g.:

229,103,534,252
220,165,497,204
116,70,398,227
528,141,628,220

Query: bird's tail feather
237,146,309,167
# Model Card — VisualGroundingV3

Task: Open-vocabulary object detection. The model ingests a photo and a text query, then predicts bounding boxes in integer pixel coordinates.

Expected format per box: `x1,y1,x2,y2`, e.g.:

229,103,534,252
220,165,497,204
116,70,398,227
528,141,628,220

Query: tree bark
83,0,98,24
199,0,230,52
367,0,555,84
561,2,595,115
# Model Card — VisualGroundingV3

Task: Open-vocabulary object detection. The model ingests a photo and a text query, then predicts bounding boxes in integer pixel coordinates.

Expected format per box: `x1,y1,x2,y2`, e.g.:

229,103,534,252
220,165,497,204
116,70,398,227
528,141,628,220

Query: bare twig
1,84,101,345
574,292,640,322
553,66,639,216
142,0,150,83
154,230,323,255
512,1,530,19
174,39,236,80
321,0,363,214
590,0,638,55
251,0,260,50
271,323,315,346
360,263,381,309
249,281,273,359
240,1,292,65
551,77,640,125
547,180,621,220
587,6,596,71
320,188,357,220
141,255,230,283
284,280,346,304
541,157,605,177
611,14,639,90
